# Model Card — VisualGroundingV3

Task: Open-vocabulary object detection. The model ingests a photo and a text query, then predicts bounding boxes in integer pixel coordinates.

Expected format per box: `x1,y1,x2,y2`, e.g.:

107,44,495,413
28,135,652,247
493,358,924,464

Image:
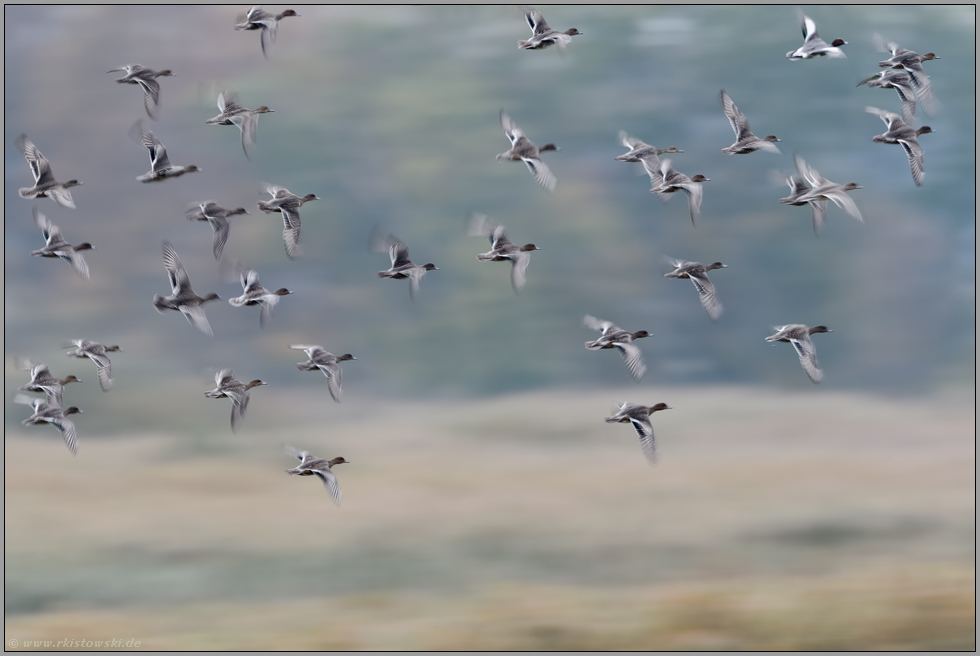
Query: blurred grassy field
4,386,975,649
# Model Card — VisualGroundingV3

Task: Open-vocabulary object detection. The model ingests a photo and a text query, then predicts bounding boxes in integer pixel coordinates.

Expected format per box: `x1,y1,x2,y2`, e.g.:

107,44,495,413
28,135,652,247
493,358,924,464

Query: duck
719,89,781,155
614,131,683,164
185,201,250,260
779,171,827,237
283,445,347,506
16,394,82,456
766,324,832,384
497,110,558,192
30,206,92,279
786,12,847,59
131,121,201,182
204,369,267,432
664,259,727,321
370,228,438,301
206,91,274,160
865,106,932,187
18,362,81,408
468,212,540,292
152,241,221,336
65,340,121,392
517,5,581,50
604,402,671,465
235,6,300,58
228,268,293,327
256,186,319,260
858,70,918,124
289,345,356,403
108,64,174,120
583,315,650,382
791,154,863,228
16,134,82,209
874,34,939,105
649,159,710,227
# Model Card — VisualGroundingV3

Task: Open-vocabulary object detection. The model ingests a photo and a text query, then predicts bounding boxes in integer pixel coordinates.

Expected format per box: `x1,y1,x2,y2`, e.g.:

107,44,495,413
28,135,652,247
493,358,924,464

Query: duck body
786,12,847,59
865,106,931,186
30,207,92,279
765,324,832,384
206,91,274,160
186,201,250,260
108,64,174,119
18,396,82,456
370,229,438,301
256,186,319,260
235,6,300,57
283,445,347,506
497,111,558,192
132,122,200,182
604,402,671,465
152,241,220,336
468,213,539,291
615,131,682,164
719,89,780,155
290,345,356,402
19,362,81,408
228,268,292,327
873,35,939,114
789,155,862,232
517,5,581,50
650,159,709,227
65,340,120,392
858,70,918,124
204,368,267,432
664,259,727,320
16,134,82,209
583,315,650,382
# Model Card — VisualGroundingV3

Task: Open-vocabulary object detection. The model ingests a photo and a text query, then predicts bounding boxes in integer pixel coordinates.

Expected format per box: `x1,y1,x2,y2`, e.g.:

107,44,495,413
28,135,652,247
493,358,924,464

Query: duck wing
134,75,161,120
687,270,723,320
318,361,343,402
279,203,302,260
509,250,532,292
312,467,342,506
720,90,752,141
207,214,230,260
614,340,647,382
499,111,524,146
521,156,556,193
51,416,79,456
33,206,56,244
865,105,906,132
139,126,172,172
520,5,550,35
231,112,258,160
790,335,823,383
632,417,657,465
810,199,828,237
897,137,924,186
161,241,192,295
821,186,863,223
84,350,113,391
583,315,616,335
17,135,54,186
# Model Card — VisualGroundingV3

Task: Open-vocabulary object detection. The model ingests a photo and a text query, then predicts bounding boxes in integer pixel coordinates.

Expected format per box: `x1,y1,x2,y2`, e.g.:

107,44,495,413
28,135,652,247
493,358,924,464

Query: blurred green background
4,5,975,650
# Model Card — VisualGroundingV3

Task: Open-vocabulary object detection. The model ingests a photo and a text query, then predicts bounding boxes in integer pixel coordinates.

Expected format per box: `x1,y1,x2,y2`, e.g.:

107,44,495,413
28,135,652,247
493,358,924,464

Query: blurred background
4,5,975,649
